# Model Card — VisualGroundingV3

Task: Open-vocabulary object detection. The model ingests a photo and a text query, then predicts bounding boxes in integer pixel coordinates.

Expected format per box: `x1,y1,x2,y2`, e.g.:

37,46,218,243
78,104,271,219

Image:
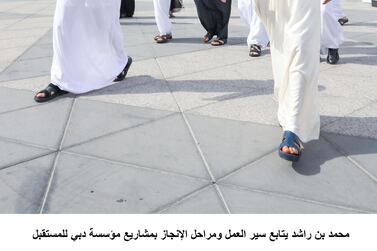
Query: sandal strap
36,83,60,98
250,44,261,53
45,83,61,93
280,131,303,153
212,39,225,45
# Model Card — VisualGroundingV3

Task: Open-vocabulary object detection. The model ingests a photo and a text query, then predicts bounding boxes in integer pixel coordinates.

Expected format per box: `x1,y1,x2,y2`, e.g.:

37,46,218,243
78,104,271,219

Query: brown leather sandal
249,44,262,57
211,39,226,46
154,34,173,43
203,33,214,43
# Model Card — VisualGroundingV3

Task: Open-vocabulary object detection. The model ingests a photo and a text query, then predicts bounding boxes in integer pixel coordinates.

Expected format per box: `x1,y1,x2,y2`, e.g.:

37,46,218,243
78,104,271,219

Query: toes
289,147,299,155
36,92,45,98
282,146,290,153
281,146,299,155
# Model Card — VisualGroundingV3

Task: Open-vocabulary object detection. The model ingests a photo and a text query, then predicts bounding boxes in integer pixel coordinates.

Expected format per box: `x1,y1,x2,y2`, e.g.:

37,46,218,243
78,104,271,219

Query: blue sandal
279,131,304,162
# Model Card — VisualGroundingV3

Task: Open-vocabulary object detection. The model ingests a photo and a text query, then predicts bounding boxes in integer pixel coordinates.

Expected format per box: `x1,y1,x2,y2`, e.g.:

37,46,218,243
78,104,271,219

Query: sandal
203,33,214,43
154,34,172,43
338,17,349,26
114,56,133,82
249,44,262,57
278,131,304,162
211,39,226,46
34,83,68,103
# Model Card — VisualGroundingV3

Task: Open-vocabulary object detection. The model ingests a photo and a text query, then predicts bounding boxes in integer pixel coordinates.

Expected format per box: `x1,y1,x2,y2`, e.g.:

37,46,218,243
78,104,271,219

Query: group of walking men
34,0,350,163
154,0,347,64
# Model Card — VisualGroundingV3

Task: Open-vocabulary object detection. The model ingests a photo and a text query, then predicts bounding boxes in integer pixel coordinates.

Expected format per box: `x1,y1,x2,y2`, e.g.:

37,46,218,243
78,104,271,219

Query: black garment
170,0,183,12
194,0,232,41
120,0,135,18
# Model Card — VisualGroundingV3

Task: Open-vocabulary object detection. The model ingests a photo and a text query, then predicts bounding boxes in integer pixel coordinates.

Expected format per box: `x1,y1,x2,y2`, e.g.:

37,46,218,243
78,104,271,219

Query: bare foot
281,146,299,156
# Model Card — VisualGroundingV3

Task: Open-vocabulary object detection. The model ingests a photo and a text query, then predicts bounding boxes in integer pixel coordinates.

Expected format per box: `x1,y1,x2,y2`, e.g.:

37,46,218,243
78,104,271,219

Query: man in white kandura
254,0,320,162
238,0,269,57
153,0,173,43
321,0,345,64
34,0,132,102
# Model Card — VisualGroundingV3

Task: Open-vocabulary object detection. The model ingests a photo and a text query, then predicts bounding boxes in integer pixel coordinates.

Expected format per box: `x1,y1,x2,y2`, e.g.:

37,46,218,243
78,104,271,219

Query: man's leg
239,0,269,56
153,0,172,42
36,0,131,101
194,0,217,37
213,0,232,42
254,0,321,160
321,0,345,64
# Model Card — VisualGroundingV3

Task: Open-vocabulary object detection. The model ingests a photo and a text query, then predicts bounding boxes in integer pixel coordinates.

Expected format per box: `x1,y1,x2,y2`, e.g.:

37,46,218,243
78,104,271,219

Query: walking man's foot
249,44,262,57
279,131,304,162
211,39,226,46
154,34,173,43
338,16,349,26
203,32,214,43
327,48,339,64
34,83,68,103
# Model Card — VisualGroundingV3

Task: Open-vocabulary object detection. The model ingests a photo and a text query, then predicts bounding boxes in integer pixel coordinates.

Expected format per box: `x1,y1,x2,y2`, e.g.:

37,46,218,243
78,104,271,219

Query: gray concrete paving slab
0,75,50,91
187,93,279,126
161,186,227,214
66,113,211,179
43,152,210,213
0,86,37,113
0,98,73,148
0,154,55,213
0,139,52,169
81,79,180,112
0,56,51,82
322,103,377,139
220,136,377,212
61,99,174,148
167,78,273,112
219,184,365,214
185,114,281,179
323,132,377,180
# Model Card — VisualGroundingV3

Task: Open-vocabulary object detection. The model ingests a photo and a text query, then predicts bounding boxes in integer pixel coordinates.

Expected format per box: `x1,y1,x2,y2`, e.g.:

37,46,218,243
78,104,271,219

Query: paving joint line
320,99,377,132
0,73,50,84
155,59,231,214
0,135,57,151
60,111,178,151
219,182,376,214
153,184,213,214
0,27,52,75
217,149,278,183
38,98,76,214
321,134,377,184
62,150,211,183
3,2,54,31
0,150,56,171
0,104,41,116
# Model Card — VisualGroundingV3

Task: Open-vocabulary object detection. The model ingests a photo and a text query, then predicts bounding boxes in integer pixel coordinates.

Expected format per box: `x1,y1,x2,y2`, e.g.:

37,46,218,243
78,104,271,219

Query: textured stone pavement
0,0,376,214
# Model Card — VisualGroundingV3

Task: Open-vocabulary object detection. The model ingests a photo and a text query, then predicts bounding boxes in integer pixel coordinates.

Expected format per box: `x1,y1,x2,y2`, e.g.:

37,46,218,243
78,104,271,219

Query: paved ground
0,0,377,214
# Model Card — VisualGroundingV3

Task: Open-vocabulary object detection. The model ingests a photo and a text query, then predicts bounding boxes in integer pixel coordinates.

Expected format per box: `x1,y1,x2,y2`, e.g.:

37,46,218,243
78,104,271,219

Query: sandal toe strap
280,131,303,153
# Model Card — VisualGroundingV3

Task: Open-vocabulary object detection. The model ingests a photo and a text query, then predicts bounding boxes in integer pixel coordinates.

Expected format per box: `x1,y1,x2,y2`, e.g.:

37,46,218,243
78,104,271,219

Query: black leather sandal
249,44,262,57
34,83,68,103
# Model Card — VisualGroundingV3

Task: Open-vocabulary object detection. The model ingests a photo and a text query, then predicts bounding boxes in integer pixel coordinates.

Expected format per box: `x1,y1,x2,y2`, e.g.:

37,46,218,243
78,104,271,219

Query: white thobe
254,0,321,142
51,0,128,94
332,0,347,20
321,0,345,51
153,0,172,35
238,0,269,47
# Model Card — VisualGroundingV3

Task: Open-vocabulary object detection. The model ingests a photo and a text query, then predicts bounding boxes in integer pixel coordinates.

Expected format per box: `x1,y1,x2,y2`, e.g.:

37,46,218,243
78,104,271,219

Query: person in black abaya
194,0,232,46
